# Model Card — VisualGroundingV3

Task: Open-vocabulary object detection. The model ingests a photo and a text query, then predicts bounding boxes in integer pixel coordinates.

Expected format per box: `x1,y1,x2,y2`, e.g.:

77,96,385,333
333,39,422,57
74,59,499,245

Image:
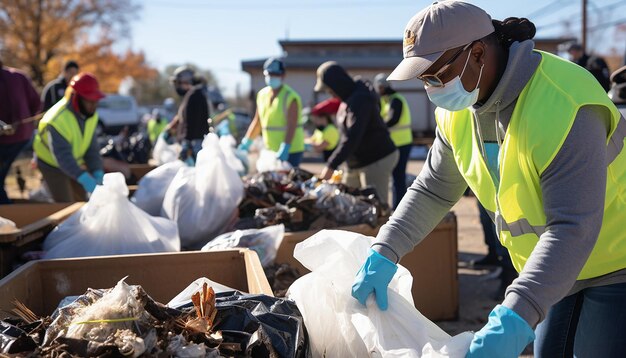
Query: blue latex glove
351,248,398,310
216,121,231,137
304,143,313,152
276,142,291,161
466,305,535,358
93,170,104,185
77,172,97,194
237,137,253,152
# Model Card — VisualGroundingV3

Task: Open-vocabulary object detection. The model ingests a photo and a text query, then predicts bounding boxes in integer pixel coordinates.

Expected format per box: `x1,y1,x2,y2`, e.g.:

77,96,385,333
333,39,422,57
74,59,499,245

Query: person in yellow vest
350,2,626,357
33,73,105,202
374,73,413,208
306,97,340,161
147,108,169,144
238,58,304,167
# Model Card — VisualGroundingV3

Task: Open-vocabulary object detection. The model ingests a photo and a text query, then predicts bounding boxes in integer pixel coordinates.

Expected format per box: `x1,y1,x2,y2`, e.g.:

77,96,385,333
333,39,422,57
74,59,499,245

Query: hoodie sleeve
327,96,372,169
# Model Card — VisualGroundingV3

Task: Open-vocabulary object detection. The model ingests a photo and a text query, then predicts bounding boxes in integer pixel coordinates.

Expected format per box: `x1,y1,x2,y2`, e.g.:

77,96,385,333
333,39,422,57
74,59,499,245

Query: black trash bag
0,320,38,354
213,292,309,358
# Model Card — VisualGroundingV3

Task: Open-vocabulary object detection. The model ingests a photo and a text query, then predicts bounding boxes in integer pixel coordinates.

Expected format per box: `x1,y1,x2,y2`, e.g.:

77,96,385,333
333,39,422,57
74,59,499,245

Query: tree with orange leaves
0,0,149,89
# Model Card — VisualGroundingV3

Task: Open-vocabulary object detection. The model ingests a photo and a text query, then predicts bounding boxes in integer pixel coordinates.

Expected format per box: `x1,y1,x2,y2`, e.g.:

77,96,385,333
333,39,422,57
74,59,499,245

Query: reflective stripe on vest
256,84,304,153
380,93,412,146
33,97,98,168
435,50,626,279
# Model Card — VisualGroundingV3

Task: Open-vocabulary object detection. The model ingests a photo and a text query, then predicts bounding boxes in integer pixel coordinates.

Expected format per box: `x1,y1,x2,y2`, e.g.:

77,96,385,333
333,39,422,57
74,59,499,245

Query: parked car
97,94,140,134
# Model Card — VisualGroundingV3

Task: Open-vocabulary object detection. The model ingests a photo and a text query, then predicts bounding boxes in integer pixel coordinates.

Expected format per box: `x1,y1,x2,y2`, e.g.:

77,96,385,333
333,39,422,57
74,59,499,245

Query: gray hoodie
374,40,626,327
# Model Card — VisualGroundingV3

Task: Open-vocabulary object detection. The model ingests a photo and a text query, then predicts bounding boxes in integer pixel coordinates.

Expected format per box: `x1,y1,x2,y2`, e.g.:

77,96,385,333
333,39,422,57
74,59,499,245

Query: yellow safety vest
312,124,339,151
33,97,98,168
148,118,168,143
380,92,413,147
435,50,626,280
256,84,304,153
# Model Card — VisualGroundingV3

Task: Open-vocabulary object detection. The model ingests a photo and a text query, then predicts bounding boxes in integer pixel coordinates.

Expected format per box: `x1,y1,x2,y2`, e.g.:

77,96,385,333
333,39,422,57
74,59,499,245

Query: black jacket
576,54,611,92
41,77,68,112
177,85,210,141
321,65,396,169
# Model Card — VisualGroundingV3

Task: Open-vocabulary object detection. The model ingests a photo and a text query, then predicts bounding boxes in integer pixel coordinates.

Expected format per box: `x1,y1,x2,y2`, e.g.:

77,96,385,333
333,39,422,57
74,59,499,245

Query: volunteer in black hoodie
314,61,398,205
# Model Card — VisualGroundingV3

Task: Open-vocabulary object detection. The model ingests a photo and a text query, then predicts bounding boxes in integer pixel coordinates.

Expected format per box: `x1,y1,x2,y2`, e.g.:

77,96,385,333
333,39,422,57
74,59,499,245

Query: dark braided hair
491,17,536,49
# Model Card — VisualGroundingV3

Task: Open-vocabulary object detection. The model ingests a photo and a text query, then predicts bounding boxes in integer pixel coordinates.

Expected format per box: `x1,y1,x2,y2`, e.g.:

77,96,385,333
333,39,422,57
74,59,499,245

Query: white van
97,94,139,133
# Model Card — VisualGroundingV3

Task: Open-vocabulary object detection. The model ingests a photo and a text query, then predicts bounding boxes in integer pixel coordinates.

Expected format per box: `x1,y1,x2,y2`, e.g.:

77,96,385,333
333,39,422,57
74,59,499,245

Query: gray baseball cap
388,1,495,81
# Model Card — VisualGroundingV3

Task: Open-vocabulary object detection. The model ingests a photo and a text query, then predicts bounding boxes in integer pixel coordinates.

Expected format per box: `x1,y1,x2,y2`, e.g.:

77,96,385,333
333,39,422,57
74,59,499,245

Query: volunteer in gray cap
350,1,626,357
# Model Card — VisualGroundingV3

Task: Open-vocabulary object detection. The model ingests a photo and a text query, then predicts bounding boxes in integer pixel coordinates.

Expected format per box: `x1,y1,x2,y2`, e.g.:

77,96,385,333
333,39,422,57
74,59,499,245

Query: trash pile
237,168,390,231
0,279,309,357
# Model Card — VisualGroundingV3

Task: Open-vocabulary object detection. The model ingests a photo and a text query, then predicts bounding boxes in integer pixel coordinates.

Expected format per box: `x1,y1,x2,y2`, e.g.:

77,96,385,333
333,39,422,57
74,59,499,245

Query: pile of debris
1,279,308,357
237,168,390,231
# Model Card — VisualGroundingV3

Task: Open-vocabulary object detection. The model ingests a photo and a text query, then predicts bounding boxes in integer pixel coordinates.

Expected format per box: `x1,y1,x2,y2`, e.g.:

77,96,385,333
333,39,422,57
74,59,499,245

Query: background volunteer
315,61,398,205
306,97,340,161
350,1,626,357
41,60,79,112
167,66,211,164
33,73,105,202
0,59,41,204
374,73,413,209
238,57,304,167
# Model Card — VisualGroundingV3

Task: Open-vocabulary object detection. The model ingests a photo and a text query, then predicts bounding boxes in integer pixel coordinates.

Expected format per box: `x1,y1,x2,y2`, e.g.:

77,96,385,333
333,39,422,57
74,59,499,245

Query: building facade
242,38,573,136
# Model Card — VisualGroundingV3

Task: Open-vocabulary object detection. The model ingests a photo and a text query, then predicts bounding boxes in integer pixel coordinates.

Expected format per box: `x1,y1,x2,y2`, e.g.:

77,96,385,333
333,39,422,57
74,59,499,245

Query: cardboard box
128,164,156,181
400,212,458,321
0,202,85,278
274,213,459,321
275,223,381,274
0,249,272,317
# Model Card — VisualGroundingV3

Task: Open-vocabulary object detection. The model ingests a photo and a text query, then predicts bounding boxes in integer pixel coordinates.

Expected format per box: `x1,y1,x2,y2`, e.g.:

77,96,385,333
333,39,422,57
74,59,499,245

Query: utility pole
582,0,587,52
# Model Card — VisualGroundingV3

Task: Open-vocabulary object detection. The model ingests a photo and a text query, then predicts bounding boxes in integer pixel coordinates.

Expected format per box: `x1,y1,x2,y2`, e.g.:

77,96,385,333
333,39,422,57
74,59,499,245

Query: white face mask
265,75,282,89
425,51,483,111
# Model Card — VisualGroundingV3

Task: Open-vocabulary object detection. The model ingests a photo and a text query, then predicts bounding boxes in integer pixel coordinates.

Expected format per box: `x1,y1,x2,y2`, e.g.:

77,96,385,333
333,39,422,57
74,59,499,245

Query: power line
588,17,626,31
525,0,569,20
536,0,626,31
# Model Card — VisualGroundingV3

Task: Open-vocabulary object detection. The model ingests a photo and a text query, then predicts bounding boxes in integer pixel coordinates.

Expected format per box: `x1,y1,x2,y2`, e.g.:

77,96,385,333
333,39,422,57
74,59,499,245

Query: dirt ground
4,153,533,356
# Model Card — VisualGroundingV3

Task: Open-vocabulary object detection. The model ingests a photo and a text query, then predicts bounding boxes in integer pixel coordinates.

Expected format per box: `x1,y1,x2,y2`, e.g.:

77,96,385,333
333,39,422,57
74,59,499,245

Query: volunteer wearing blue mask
239,57,304,166
351,1,626,357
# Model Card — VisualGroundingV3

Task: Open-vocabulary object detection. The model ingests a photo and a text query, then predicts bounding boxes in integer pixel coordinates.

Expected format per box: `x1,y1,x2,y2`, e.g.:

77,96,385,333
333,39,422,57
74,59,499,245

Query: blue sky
130,0,626,97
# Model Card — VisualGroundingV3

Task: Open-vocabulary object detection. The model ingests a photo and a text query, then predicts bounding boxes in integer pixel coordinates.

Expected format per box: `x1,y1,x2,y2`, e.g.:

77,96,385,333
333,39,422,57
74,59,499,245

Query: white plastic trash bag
43,173,180,259
162,133,244,249
201,224,284,267
132,161,185,216
256,149,292,173
287,230,473,358
152,133,181,165
218,135,247,176
0,216,17,233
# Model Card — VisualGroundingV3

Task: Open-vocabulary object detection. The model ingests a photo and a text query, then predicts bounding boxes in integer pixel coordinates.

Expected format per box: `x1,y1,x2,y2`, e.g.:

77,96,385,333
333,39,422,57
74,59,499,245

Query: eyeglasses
418,42,474,88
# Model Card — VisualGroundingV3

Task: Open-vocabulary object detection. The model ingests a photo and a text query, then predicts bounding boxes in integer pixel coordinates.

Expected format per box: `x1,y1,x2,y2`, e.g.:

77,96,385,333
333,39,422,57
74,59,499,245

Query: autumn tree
0,0,140,86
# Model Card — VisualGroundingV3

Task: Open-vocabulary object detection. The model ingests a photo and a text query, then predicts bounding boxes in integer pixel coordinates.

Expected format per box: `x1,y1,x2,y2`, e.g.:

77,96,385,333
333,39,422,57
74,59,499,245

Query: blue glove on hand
276,142,291,161
77,172,97,194
466,305,535,358
351,248,398,310
304,143,313,152
93,170,104,185
237,137,253,152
